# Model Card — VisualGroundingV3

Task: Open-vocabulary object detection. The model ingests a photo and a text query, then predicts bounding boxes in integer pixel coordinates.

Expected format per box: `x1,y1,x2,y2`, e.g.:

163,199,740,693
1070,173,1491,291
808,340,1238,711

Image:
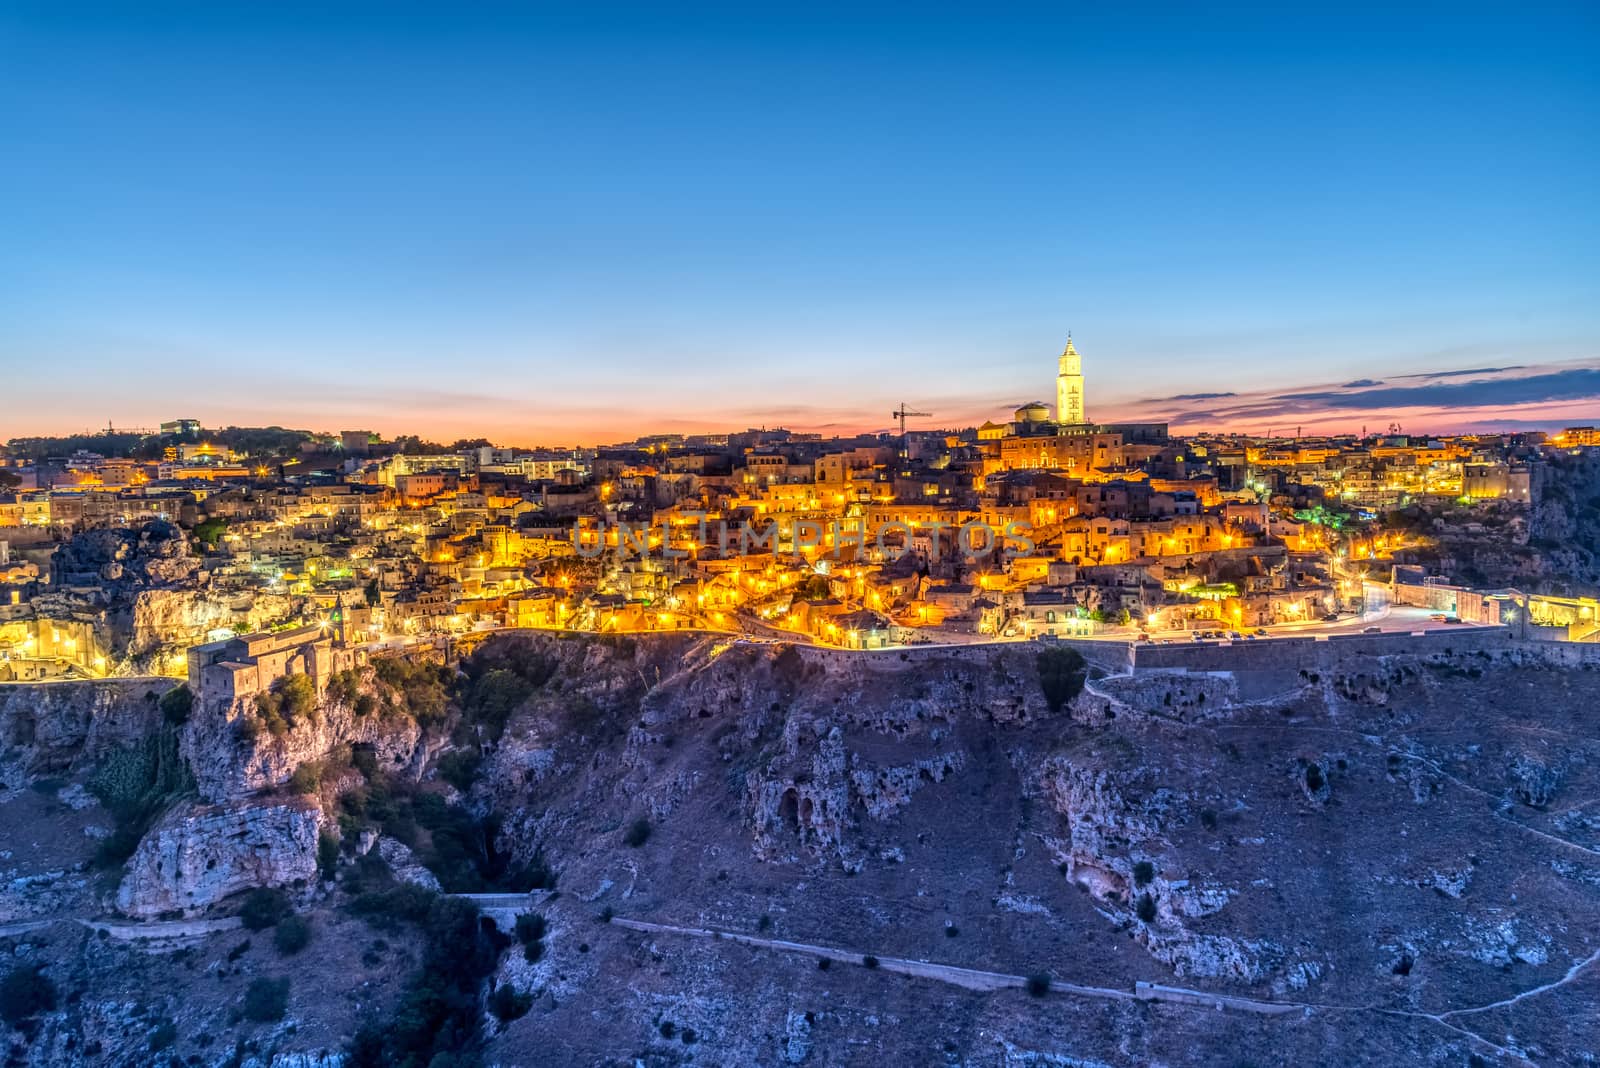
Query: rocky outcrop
115,798,323,917
0,678,166,782
1508,752,1561,808
183,678,425,801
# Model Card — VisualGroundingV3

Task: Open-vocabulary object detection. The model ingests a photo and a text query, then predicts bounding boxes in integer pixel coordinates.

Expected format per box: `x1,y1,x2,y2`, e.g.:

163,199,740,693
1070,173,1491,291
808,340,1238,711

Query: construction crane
891,403,931,438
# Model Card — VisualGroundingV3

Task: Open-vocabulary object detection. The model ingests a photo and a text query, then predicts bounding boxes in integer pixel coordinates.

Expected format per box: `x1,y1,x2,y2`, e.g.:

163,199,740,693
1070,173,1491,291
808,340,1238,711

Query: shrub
1037,647,1088,713
944,924,960,938
148,1017,178,1051
288,762,322,796
348,883,436,929
862,955,879,969
817,958,831,971
345,892,507,1068
1132,861,1155,886
1136,893,1158,923
515,912,547,963
242,977,289,1022
240,887,290,931
1026,972,1052,997
372,656,451,725
88,728,194,869
489,984,532,1023
622,817,651,848
159,684,194,726
437,748,483,792
317,831,340,882
459,668,532,741
327,669,363,709
274,913,312,955
0,966,56,1026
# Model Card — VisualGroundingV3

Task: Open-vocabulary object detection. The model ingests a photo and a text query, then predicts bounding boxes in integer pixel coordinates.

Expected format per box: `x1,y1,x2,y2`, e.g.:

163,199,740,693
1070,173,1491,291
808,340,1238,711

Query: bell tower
1056,334,1085,425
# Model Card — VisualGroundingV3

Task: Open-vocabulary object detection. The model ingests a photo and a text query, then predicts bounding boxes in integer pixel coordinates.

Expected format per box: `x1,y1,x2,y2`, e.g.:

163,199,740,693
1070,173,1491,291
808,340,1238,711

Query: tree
242,977,289,1022
1036,647,1088,713
240,887,290,931
0,966,56,1026
274,913,312,955
158,684,193,726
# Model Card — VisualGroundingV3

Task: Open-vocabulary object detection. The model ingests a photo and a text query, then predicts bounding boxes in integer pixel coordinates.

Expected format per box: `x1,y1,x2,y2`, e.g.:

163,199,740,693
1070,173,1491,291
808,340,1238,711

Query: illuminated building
1056,335,1086,425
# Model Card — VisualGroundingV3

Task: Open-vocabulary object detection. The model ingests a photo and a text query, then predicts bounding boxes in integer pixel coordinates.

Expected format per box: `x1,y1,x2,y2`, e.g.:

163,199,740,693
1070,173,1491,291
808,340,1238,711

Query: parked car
1253,628,1269,637
1322,612,1339,622
1444,616,1464,624
1363,626,1382,634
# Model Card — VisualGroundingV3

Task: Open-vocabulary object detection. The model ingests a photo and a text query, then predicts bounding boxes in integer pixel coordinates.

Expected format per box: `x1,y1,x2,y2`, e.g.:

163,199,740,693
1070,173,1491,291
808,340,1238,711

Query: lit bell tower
1056,334,1085,425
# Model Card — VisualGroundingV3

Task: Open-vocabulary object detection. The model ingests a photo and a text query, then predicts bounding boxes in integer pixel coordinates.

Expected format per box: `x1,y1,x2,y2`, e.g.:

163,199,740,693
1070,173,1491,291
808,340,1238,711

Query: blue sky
2,3,1597,443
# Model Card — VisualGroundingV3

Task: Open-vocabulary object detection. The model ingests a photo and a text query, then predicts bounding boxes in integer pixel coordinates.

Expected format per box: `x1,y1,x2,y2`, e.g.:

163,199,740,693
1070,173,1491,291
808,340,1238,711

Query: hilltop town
3,340,1598,685
0,345,1596,1065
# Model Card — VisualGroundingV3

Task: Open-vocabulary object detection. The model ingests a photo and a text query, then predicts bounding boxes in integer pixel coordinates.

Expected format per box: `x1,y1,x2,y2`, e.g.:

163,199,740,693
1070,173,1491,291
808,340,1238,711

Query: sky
2,2,1597,445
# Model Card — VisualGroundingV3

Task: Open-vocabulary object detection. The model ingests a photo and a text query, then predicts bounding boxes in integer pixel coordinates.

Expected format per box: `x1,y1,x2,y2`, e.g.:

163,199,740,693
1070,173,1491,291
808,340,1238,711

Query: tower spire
1056,334,1085,425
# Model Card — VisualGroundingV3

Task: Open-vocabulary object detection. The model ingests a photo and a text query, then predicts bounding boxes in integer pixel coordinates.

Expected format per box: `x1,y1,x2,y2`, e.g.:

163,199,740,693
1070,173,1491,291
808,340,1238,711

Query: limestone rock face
115,798,323,917
183,682,424,802
1508,752,1561,808
0,678,165,780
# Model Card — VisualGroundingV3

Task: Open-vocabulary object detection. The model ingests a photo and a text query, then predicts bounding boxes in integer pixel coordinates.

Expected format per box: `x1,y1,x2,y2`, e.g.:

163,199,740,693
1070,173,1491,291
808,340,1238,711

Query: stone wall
1129,626,1530,675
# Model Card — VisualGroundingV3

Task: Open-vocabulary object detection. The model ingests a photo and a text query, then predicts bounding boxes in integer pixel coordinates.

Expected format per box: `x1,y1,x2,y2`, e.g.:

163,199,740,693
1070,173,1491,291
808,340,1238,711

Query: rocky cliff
0,633,1597,1067
115,798,324,917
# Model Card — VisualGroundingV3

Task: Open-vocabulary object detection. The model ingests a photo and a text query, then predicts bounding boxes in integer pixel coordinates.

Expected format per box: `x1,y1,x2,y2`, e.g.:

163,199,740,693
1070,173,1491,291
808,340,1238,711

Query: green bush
240,887,290,931
862,954,879,968
622,817,651,848
242,977,289,1022
327,669,363,709
255,673,318,735
0,965,56,1026
1136,893,1158,923
288,761,322,795
158,684,194,726
346,892,509,1068
317,830,340,882
87,728,194,869
1026,972,1052,997
489,983,532,1023
437,748,483,792
514,912,547,963
274,913,312,955
1037,647,1088,713
372,656,451,725
514,912,547,945
1132,860,1155,886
